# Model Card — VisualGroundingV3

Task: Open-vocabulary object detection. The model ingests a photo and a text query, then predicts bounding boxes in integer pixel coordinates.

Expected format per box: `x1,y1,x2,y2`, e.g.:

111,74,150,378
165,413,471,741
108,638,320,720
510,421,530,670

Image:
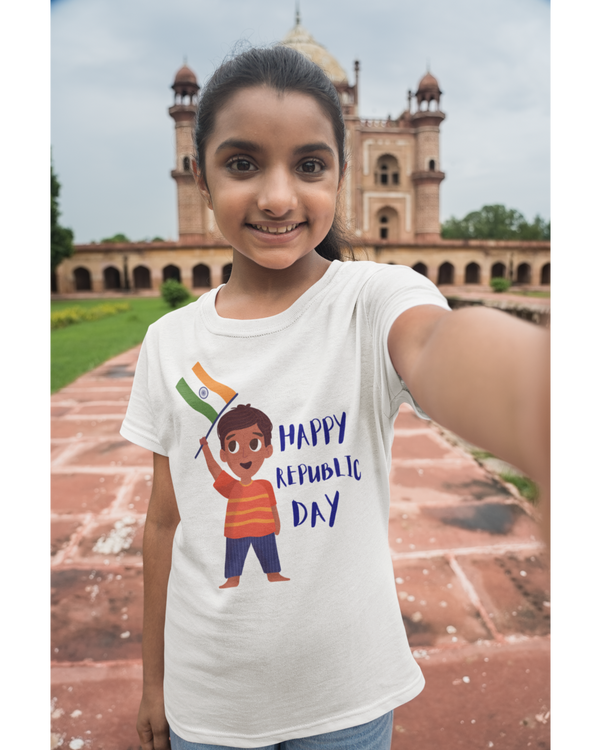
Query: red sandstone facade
54,18,549,295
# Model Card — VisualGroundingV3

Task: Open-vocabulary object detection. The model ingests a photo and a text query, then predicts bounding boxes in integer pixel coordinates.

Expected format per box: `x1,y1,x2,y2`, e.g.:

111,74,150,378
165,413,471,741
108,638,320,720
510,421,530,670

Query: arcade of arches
57,242,550,294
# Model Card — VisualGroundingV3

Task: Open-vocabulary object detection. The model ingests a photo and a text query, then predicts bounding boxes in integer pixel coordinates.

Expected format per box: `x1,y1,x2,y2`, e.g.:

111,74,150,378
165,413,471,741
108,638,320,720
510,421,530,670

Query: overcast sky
51,0,550,244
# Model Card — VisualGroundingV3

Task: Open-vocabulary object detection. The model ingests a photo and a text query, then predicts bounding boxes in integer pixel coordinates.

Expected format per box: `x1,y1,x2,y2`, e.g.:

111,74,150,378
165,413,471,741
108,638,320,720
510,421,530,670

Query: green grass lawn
510,290,551,298
51,296,198,393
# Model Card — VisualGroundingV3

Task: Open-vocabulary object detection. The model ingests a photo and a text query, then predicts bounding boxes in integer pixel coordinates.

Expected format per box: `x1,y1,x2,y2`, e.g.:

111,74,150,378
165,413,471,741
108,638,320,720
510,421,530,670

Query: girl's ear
192,160,213,210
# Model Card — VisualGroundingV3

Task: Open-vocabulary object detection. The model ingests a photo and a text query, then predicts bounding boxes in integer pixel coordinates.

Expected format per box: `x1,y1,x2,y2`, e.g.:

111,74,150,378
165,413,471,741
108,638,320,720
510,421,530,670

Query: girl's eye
227,440,240,454
299,160,324,174
228,158,256,173
249,438,262,452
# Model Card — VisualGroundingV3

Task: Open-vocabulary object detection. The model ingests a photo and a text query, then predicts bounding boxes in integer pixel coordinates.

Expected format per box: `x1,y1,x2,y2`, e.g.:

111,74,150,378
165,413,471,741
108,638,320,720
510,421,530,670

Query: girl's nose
256,168,298,216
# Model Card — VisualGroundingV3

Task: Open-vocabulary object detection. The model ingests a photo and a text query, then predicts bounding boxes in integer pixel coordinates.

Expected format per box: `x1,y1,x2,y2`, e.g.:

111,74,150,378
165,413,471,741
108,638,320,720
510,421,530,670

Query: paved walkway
51,346,550,750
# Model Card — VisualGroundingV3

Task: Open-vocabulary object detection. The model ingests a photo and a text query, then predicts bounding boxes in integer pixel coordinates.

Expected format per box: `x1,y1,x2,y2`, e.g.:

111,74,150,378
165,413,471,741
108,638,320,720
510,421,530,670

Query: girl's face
196,86,343,271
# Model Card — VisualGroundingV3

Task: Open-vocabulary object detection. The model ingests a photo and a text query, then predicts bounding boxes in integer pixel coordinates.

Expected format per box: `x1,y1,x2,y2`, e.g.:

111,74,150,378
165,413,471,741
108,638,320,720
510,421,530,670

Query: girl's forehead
210,86,337,147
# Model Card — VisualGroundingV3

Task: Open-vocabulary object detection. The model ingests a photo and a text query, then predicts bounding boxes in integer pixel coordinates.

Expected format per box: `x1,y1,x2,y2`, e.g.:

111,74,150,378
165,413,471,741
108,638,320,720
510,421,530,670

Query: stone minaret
169,64,213,239
411,71,445,242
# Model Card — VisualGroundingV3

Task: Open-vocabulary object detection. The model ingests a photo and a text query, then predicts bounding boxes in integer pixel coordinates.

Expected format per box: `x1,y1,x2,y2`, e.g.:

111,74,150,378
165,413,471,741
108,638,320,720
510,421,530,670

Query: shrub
490,277,511,293
161,279,191,308
51,302,130,330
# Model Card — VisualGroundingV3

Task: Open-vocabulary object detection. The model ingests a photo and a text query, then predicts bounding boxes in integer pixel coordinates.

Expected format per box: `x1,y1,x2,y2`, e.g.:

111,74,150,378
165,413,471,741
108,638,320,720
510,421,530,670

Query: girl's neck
214,250,331,320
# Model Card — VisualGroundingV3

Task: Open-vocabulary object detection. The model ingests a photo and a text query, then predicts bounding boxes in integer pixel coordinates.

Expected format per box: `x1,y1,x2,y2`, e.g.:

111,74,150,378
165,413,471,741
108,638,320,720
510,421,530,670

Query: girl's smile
195,85,343,273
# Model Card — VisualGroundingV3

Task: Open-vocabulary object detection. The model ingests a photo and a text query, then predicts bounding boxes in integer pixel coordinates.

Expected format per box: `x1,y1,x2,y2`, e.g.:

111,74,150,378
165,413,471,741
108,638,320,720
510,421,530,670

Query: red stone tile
392,640,550,750
52,567,143,662
394,405,425,429
393,558,491,648
458,552,550,638
52,405,74,418
70,440,152,467
52,518,85,557
52,473,123,514
52,443,69,461
71,517,144,564
51,663,142,750
390,462,512,504
388,502,542,554
74,403,129,416
51,418,125,439
128,473,153,514
58,387,131,403
392,432,453,459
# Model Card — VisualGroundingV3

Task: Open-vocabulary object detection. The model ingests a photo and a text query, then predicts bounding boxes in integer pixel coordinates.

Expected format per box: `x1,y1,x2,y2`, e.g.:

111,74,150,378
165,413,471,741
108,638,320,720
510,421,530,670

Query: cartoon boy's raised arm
198,437,222,482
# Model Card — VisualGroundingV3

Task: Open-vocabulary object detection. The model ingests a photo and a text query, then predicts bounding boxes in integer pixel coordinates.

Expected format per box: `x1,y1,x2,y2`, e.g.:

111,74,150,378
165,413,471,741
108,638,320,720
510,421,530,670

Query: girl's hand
137,685,170,749
199,437,208,447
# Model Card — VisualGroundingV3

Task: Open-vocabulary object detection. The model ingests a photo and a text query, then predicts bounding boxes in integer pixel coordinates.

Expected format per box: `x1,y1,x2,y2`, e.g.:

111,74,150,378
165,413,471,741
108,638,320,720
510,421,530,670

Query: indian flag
176,362,238,457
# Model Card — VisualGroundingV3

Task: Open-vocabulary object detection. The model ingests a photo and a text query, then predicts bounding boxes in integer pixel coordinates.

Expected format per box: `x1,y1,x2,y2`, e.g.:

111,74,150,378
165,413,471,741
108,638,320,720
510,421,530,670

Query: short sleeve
120,329,168,455
361,264,451,419
213,470,237,498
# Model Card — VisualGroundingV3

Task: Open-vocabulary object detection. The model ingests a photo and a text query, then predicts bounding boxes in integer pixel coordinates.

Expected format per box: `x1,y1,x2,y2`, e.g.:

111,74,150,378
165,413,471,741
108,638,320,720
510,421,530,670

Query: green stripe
176,378,219,422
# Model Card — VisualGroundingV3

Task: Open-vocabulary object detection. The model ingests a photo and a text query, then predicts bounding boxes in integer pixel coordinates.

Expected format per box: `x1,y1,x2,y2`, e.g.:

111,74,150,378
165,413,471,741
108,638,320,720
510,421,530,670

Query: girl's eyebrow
215,138,261,154
294,142,335,157
214,139,334,158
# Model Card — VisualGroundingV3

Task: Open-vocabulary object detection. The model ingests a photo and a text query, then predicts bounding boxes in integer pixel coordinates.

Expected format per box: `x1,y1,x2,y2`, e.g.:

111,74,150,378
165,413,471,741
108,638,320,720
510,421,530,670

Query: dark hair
194,45,353,261
217,404,273,449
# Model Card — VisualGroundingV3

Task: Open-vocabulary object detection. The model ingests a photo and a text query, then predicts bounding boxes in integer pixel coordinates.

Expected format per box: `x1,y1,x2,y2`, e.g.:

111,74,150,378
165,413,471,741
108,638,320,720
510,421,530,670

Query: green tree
101,233,131,243
51,163,74,272
161,279,191,309
441,205,550,241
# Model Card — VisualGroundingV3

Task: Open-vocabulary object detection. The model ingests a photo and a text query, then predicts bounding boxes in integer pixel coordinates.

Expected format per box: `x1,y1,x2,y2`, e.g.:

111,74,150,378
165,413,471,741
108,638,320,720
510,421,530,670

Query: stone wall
54,239,550,295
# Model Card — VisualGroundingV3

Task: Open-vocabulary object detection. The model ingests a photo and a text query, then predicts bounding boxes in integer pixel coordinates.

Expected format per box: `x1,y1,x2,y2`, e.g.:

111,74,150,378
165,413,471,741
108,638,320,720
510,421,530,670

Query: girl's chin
232,246,321,271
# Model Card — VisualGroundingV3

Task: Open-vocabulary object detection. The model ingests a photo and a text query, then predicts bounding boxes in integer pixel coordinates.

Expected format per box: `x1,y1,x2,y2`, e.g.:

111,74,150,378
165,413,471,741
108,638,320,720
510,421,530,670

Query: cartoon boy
199,403,290,589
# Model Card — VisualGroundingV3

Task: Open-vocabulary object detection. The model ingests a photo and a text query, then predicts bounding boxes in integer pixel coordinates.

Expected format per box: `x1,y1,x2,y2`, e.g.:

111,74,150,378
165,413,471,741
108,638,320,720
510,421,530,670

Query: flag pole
194,393,238,458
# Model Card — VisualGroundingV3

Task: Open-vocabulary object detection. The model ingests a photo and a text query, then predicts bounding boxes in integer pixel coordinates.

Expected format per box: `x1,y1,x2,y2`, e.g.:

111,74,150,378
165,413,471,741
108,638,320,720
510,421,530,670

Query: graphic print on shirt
176,365,289,589
198,403,290,589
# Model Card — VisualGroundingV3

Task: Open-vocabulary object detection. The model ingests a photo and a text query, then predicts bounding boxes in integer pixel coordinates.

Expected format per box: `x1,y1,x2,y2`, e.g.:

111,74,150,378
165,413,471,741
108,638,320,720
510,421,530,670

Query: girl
121,45,549,750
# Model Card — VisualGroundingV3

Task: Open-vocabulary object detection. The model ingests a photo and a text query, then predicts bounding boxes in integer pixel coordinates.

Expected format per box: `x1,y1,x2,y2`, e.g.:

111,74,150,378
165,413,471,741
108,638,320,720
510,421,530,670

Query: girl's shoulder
335,259,446,300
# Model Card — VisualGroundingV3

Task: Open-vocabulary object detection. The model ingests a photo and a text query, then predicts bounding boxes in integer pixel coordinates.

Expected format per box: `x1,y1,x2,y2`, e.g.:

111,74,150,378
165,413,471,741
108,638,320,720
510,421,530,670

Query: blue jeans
170,710,394,749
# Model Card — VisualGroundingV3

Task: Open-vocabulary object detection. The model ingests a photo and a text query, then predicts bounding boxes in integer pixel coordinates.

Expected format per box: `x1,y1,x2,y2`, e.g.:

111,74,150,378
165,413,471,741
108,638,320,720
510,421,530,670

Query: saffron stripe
227,493,269,503
176,378,218,422
226,507,273,517
192,362,237,403
225,519,275,528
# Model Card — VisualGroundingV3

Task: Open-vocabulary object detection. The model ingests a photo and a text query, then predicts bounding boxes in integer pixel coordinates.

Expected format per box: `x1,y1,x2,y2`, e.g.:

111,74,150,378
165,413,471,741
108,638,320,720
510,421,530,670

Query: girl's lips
245,222,306,243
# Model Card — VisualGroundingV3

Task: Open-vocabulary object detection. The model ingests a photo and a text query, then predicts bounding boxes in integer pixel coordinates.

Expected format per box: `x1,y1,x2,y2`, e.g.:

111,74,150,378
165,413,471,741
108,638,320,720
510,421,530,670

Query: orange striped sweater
213,471,277,539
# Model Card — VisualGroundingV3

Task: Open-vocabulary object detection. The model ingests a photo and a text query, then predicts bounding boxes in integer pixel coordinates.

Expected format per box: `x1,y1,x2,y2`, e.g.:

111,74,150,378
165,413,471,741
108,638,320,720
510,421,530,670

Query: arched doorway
193,264,211,288
491,262,506,279
103,266,121,290
412,262,428,278
465,262,481,284
437,262,454,285
540,263,550,285
222,264,232,283
516,263,531,284
73,267,91,291
133,265,151,289
163,264,181,283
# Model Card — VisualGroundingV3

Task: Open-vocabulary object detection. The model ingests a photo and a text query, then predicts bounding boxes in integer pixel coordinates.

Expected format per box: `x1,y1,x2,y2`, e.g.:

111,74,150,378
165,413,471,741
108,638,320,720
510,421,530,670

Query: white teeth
252,223,299,234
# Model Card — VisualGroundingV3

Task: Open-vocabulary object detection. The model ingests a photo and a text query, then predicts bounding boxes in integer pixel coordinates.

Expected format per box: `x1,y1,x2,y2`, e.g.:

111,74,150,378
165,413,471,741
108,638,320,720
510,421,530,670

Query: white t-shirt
121,259,450,747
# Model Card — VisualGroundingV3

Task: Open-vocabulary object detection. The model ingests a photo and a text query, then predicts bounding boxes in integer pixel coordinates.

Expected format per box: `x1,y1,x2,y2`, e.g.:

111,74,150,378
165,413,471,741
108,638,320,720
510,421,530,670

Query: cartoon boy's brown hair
217,404,273,449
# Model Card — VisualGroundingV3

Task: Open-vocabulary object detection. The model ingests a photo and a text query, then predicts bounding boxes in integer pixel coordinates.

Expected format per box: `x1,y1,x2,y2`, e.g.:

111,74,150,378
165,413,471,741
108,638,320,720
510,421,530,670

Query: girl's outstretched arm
388,305,550,543
137,452,181,750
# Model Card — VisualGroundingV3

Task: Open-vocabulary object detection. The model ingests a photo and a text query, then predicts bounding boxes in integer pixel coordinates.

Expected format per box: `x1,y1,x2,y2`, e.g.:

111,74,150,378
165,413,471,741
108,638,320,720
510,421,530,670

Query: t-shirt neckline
200,259,342,337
